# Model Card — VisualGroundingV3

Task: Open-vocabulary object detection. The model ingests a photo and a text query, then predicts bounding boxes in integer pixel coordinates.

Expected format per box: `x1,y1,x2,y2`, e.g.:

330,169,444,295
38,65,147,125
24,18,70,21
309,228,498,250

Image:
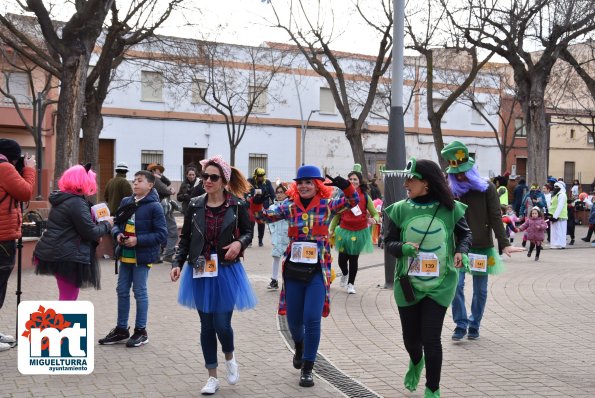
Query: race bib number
290,242,318,264
350,205,362,216
469,253,487,272
91,203,111,222
408,252,440,277
193,254,219,278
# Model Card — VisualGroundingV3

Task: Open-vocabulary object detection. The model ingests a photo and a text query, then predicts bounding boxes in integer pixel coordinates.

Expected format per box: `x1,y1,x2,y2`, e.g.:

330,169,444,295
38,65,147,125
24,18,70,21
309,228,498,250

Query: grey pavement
1,225,594,397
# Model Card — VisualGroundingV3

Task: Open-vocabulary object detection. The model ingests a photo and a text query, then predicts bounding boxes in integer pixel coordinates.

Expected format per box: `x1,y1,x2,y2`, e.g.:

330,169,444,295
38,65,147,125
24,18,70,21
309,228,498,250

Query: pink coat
519,217,548,243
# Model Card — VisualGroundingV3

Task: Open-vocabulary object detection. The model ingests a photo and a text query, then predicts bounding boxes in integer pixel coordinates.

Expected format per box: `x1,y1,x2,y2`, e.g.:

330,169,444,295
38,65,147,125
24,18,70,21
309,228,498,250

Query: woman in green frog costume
384,158,472,398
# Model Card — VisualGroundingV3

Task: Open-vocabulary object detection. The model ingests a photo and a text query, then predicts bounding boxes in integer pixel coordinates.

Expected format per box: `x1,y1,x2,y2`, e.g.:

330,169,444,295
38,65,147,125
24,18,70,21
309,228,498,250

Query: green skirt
465,247,506,275
334,226,374,255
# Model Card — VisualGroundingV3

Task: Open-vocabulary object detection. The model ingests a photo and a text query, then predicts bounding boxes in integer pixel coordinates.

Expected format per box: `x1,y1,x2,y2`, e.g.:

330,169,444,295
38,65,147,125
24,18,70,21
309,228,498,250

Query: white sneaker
201,377,220,395
0,341,11,352
0,332,16,344
225,355,240,385
340,275,348,288
347,283,356,294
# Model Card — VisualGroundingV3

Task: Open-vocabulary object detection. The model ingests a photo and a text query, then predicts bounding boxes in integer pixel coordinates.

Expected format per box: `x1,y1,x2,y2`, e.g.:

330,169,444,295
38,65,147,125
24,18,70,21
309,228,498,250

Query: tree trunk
501,148,507,174
82,95,103,167
54,53,89,184
230,144,236,167
524,91,549,185
345,126,368,177
429,118,448,169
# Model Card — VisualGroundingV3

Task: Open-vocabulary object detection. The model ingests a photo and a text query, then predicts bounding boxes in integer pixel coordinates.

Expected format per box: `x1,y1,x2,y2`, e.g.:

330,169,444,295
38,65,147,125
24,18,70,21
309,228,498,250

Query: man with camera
0,138,36,352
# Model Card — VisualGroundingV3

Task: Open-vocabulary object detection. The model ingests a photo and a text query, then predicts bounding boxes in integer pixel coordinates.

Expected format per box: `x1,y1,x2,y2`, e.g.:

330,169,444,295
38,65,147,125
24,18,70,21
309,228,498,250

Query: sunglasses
202,173,221,182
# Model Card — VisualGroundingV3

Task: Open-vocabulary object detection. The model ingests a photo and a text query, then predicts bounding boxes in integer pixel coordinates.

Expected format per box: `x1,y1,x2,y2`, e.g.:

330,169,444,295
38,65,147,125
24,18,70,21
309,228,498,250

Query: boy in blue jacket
99,170,167,347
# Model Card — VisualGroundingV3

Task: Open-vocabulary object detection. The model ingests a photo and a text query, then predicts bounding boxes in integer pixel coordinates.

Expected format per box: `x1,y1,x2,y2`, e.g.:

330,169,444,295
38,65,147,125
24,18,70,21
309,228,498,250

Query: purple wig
448,165,489,197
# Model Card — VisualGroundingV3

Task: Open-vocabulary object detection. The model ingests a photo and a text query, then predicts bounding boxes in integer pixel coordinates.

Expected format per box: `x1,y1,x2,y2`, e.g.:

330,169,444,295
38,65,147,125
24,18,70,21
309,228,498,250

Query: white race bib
193,254,219,278
290,242,318,264
408,252,440,277
469,253,488,273
350,205,362,216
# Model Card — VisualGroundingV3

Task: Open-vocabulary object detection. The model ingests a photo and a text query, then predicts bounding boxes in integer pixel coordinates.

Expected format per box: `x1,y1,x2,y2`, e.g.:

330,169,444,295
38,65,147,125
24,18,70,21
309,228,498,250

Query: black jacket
177,178,197,215
172,193,252,269
246,178,275,209
34,191,111,264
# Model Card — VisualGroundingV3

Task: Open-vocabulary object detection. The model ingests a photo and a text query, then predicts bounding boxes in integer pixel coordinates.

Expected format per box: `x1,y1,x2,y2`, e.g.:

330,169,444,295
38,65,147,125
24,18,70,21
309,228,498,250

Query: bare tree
0,43,57,147
347,57,420,121
81,0,184,167
162,39,292,166
445,0,595,184
542,43,595,149
0,2,114,180
407,0,493,168
459,70,526,173
268,0,393,177
0,0,186,181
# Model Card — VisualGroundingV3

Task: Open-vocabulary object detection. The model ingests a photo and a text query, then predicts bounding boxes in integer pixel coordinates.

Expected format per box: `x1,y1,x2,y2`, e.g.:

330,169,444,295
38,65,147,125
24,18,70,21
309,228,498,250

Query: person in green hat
441,141,524,342
384,157,472,398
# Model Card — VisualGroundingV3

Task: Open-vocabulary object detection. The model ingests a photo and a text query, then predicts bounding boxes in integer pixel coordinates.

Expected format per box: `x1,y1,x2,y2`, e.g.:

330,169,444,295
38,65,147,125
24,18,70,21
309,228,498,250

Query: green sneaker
404,357,425,392
424,387,440,397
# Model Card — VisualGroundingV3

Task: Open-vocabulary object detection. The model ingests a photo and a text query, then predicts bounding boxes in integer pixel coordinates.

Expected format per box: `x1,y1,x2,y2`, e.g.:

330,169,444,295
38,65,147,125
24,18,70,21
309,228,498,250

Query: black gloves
324,174,351,190
252,194,265,204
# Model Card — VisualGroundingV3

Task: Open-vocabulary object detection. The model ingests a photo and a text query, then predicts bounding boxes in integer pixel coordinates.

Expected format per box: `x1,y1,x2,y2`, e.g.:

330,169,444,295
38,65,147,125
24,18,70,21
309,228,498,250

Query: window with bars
141,150,163,170
248,153,268,175
141,71,163,102
319,87,336,114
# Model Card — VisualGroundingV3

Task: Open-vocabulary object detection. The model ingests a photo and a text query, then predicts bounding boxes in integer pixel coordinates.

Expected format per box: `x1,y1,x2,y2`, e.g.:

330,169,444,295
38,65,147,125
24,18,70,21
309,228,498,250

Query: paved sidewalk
1,226,594,397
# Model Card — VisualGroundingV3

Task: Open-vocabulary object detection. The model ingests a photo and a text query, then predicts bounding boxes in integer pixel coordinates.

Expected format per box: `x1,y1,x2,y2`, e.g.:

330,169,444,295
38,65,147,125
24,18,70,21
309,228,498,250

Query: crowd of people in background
2,135,595,397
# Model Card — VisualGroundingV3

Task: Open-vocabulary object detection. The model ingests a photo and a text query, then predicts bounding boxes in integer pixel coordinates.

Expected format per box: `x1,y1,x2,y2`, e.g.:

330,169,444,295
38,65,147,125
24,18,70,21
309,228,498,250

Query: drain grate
278,315,382,398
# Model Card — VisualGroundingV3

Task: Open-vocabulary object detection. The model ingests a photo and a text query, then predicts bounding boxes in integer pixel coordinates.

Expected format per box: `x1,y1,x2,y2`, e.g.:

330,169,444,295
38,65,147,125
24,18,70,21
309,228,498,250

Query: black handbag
283,260,320,283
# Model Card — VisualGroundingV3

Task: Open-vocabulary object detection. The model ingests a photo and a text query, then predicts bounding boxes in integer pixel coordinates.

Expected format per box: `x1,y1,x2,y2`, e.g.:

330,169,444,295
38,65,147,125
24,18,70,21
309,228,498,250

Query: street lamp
301,109,319,165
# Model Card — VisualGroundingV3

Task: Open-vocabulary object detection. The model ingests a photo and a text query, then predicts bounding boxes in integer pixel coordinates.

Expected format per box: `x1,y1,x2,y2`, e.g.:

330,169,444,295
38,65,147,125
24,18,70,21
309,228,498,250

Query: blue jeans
198,311,234,369
117,263,150,329
284,272,325,362
451,271,488,330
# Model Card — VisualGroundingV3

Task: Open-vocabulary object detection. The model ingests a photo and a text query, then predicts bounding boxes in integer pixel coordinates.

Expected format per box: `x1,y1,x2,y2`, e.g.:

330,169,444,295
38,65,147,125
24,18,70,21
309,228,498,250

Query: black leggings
397,297,447,392
338,252,359,285
0,268,13,309
251,222,265,242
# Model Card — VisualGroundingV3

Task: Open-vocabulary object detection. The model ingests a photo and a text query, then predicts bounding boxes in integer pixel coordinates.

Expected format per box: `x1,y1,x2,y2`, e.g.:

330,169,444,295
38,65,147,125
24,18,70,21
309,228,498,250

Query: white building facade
97,39,503,187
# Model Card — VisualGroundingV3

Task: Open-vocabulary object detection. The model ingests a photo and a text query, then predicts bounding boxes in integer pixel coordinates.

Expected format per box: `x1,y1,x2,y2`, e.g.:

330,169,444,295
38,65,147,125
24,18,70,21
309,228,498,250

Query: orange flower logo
21,305,72,350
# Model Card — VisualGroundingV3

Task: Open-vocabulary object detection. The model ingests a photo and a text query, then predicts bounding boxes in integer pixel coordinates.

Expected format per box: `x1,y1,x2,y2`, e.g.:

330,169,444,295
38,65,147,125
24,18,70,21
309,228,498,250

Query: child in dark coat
518,206,548,261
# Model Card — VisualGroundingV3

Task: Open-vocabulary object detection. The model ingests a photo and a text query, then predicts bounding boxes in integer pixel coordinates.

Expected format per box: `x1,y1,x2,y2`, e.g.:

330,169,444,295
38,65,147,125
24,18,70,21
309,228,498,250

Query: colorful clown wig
285,179,334,201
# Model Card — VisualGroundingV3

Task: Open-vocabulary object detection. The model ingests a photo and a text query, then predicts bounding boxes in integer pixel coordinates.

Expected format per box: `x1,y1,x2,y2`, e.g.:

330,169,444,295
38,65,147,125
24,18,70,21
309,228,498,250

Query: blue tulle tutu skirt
178,261,258,313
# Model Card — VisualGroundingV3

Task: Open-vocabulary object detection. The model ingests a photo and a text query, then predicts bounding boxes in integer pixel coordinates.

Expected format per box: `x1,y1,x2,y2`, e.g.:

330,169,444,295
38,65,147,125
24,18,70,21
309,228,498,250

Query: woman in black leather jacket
170,155,256,395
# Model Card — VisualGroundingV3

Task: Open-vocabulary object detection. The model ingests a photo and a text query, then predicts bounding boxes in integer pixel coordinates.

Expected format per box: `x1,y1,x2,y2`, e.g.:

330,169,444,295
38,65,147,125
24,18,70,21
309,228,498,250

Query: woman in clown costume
251,165,358,388
329,164,380,294
384,158,472,398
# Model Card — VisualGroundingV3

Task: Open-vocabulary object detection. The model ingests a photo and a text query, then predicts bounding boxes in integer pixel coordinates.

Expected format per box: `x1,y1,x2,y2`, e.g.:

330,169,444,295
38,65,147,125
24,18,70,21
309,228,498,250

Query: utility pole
383,0,407,288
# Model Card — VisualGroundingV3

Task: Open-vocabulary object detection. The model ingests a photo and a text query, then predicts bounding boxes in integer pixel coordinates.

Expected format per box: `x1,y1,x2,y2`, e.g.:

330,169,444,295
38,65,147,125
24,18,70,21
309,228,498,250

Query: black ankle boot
299,360,315,387
293,341,303,369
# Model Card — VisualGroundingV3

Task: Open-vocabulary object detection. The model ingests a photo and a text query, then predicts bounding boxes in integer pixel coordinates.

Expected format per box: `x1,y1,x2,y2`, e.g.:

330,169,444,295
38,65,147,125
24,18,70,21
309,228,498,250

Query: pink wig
58,165,98,196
